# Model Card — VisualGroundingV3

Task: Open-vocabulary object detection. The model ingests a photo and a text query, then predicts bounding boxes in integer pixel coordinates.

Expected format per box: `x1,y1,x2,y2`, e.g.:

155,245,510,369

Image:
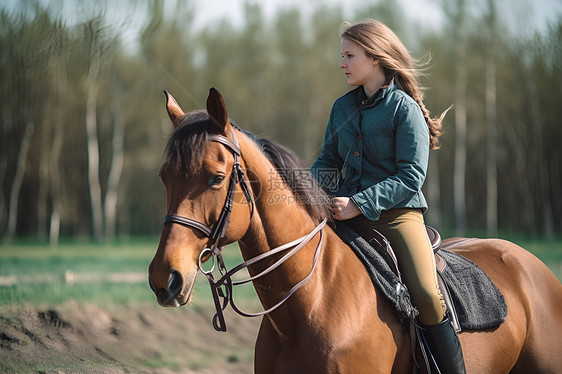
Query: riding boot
418,315,466,374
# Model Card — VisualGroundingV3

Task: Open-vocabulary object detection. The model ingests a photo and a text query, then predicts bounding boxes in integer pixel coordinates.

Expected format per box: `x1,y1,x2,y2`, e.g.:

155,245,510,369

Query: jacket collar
357,75,395,108
339,76,396,132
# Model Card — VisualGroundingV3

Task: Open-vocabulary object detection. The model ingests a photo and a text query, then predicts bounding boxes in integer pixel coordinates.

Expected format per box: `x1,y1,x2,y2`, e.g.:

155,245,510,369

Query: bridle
162,126,327,331
164,127,254,250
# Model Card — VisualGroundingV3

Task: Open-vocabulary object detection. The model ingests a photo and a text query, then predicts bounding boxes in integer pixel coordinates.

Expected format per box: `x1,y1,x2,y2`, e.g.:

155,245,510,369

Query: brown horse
148,88,562,373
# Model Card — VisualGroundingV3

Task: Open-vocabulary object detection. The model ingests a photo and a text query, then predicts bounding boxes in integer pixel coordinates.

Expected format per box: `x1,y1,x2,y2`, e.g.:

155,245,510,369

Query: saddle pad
438,249,507,330
334,221,507,330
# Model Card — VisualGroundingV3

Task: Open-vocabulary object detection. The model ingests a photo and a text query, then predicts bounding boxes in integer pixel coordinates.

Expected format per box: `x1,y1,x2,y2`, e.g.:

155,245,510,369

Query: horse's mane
165,111,332,223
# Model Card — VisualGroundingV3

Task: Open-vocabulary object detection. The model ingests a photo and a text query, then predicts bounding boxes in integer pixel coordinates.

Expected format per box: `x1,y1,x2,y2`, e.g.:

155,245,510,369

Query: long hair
341,19,447,149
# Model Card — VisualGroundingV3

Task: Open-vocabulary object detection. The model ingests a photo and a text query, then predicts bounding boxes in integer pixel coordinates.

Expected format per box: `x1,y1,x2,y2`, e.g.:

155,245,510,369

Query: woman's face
340,38,383,94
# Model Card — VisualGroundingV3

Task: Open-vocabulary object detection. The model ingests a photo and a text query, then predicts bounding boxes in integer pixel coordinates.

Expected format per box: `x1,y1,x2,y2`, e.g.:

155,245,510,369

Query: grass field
0,236,560,373
0,239,261,308
0,236,561,308
0,239,261,373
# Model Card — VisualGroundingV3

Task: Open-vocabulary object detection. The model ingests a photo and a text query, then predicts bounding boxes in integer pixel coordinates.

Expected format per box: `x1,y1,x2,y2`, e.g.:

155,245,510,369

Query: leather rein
163,127,327,331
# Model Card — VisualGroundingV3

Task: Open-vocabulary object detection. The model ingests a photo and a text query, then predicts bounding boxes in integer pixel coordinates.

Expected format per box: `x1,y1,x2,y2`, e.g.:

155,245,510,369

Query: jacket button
353,151,360,157
356,134,361,140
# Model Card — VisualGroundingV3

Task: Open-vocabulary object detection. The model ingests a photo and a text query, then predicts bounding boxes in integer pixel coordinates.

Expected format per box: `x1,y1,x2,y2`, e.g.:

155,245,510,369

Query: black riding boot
418,316,466,374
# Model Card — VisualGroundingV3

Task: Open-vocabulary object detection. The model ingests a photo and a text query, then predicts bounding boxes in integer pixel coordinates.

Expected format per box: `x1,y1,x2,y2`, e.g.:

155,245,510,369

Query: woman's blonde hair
341,19,446,149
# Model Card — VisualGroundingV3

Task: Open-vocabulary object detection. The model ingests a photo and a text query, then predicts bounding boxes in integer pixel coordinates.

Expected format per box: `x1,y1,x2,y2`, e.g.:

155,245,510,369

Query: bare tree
49,50,68,247
485,0,498,237
451,0,467,236
527,70,555,239
0,150,6,234
85,20,104,241
7,123,34,240
104,81,125,241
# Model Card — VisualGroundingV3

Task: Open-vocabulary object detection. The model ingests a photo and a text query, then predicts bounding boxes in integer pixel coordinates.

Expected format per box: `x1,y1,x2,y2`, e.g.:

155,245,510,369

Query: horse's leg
254,317,280,374
255,316,324,374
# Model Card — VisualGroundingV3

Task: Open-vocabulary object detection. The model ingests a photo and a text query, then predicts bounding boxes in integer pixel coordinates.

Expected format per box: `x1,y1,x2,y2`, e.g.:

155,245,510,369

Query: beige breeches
367,208,446,325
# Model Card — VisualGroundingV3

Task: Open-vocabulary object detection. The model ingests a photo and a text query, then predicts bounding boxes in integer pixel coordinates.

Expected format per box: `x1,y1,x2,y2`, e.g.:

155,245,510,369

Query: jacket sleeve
310,104,344,193
350,98,429,221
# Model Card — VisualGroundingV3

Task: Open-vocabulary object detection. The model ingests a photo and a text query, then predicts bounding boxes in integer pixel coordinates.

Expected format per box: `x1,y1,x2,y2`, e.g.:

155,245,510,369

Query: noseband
162,126,326,331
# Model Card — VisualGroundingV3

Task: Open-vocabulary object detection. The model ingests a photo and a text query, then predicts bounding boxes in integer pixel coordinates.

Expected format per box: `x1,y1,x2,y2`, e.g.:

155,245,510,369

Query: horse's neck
237,136,319,257
236,136,324,308
235,135,399,344
240,173,319,261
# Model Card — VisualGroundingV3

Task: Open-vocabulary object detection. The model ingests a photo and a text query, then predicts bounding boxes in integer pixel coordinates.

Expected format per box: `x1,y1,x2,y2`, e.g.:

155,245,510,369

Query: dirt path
0,302,260,373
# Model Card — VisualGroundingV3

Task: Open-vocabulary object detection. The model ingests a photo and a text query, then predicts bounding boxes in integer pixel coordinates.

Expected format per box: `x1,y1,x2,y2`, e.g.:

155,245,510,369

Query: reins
204,218,326,331
163,127,327,331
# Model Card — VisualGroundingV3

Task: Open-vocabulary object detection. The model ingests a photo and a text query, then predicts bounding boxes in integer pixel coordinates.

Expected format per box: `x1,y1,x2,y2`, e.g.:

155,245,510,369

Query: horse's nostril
167,270,183,299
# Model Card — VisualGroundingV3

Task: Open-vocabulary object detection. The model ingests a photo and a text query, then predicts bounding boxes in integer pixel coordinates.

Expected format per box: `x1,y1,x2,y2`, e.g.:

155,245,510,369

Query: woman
310,20,465,373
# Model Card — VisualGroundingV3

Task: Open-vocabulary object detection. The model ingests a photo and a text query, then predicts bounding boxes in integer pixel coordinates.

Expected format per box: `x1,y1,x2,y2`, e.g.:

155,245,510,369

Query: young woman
310,19,465,373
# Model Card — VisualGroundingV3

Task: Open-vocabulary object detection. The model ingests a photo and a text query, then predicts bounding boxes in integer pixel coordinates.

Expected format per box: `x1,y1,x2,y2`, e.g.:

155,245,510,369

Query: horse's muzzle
149,270,191,307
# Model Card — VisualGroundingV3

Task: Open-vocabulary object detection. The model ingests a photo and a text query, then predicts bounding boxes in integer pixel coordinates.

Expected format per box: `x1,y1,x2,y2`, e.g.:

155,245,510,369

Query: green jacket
310,82,429,221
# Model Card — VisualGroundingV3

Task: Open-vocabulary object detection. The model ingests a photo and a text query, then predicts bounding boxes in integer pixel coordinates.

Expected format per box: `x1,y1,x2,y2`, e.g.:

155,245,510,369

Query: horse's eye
209,175,225,186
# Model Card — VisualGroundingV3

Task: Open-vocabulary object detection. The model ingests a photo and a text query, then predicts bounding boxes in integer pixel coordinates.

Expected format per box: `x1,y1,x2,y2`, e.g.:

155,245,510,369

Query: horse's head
148,88,253,307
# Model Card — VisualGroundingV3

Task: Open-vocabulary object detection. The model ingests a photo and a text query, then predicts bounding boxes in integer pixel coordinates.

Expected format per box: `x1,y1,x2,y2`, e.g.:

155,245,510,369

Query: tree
485,0,498,237
525,35,555,238
103,70,125,241
444,0,468,236
7,124,34,240
1,1,561,239
84,18,105,241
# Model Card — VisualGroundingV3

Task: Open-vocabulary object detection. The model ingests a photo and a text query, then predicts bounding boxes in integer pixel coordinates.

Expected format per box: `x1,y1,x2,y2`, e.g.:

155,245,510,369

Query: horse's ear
206,87,229,134
164,91,185,128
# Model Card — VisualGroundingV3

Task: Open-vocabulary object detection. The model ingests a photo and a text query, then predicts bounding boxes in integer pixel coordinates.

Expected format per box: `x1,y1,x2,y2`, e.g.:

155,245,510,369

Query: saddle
343,220,466,333
336,219,508,373
335,218,507,331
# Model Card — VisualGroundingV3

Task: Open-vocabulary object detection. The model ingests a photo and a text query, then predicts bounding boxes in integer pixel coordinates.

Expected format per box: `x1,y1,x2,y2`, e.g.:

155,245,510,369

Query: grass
1,236,558,374
511,237,562,281
0,239,254,308
0,236,560,308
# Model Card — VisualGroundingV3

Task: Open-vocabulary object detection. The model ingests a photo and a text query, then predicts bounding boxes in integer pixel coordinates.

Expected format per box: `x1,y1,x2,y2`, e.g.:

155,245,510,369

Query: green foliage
0,0,561,240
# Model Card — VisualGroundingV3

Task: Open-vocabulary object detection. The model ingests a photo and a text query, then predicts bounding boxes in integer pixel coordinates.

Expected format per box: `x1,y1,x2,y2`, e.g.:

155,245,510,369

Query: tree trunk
0,136,7,236
453,1,467,236
7,123,34,240
86,38,104,241
49,118,64,247
104,89,125,241
527,77,555,238
49,78,65,246
37,117,51,240
485,0,498,237
485,56,497,237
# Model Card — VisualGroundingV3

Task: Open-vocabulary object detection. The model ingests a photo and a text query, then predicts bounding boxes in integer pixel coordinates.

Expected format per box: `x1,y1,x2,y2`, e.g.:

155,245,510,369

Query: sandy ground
0,302,261,373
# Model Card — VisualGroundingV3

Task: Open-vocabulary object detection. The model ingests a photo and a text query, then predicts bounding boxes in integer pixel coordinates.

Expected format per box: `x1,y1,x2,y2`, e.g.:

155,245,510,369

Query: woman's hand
332,197,361,220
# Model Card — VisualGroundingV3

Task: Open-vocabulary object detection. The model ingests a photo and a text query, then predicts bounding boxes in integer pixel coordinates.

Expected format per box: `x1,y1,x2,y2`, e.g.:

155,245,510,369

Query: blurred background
0,1,560,372
0,0,561,242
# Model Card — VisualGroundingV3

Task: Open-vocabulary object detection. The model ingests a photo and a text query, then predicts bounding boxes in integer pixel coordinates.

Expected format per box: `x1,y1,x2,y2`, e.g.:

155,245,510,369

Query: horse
148,87,562,373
